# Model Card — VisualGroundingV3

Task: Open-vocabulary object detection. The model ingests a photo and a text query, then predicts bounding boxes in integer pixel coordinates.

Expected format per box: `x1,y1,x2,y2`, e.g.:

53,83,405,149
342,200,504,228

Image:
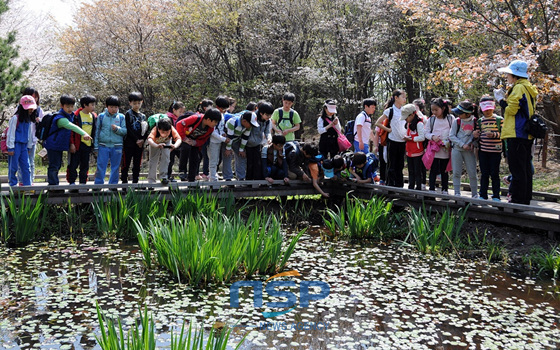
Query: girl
19,87,43,185
375,89,407,188
166,101,186,181
401,104,425,190
7,95,36,187
425,98,453,194
449,100,480,197
477,95,503,201
317,99,341,159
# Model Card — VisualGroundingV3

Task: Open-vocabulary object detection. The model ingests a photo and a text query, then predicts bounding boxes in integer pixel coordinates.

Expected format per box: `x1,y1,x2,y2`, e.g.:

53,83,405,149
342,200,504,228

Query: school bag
521,86,547,138
424,114,454,148
344,120,355,144
277,108,295,129
147,113,170,130
363,153,379,177
0,122,18,153
378,108,394,146
35,112,61,142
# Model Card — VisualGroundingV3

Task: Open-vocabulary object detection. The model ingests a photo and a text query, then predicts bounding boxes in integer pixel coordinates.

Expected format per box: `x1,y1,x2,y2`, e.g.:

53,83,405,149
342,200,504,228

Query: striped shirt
478,115,502,153
226,116,251,152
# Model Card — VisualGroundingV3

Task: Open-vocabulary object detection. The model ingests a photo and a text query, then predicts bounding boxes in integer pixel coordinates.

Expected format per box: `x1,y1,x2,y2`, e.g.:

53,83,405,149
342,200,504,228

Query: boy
331,153,352,181
262,135,289,184
284,141,309,181
121,92,147,184
223,111,259,181
354,98,377,153
207,96,230,181
349,152,379,184
44,94,92,188
301,141,329,198
147,118,181,184
94,96,127,185
176,107,221,181
67,95,97,187
271,92,302,142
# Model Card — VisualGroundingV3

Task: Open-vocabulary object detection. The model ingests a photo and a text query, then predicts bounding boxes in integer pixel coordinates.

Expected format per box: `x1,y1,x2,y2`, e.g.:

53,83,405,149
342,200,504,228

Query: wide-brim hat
497,60,529,79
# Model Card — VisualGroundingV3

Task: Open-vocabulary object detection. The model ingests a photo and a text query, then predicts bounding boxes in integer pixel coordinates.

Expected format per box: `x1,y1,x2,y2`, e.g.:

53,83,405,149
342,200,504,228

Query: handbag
326,118,351,152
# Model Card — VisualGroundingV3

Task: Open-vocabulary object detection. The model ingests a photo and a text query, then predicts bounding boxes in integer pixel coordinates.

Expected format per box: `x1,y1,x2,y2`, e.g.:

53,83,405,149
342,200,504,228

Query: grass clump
95,302,245,350
527,245,560,279
134,210,304,285
2,191,47,245
323,195,395,240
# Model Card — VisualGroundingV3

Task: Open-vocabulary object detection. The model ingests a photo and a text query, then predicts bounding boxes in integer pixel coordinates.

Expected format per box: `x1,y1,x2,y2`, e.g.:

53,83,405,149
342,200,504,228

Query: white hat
249,112,259,127
400,104,417,120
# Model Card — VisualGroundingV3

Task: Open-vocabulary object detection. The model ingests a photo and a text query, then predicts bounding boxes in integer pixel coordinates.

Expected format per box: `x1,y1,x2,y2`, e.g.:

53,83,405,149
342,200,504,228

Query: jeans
353,140,369,154
47,149,63,185
67,143,93,184
9,142,31,186
223,144,247,180
148,145,170,183
451,148,478,197
18,143,35,184
207,142,224,181
479,150,501,199
94,145,123,185
506,138,533,205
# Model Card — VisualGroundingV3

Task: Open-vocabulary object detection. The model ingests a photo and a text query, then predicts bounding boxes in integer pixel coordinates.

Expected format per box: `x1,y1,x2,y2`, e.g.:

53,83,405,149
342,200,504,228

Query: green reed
3,191,47,245
323,195,394,240
404,206,467,255
535,245,560,279
1,196,9,245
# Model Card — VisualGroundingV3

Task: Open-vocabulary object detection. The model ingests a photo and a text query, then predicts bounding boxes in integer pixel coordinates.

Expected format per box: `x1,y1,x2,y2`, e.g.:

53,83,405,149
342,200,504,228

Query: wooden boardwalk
1,175,559,236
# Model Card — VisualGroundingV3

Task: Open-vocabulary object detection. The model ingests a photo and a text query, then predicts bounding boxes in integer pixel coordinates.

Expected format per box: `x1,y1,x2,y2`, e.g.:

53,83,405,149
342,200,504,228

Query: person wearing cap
317,99,341,159
449,100,480,198
6,95,37,187
401,103,425,191
495,60,538,205
223,111,259,181
19,87,43,185
262,134,289,184
477,95,503,201
354,98,377,153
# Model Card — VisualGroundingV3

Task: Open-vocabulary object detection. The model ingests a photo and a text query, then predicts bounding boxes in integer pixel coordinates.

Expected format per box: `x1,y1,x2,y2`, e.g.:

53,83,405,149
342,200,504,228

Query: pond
1,228,559,349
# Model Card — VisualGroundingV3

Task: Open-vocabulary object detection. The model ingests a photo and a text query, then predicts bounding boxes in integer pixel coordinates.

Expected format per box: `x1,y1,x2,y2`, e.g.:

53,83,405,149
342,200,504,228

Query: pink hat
479,100,495,112
20,95,37,110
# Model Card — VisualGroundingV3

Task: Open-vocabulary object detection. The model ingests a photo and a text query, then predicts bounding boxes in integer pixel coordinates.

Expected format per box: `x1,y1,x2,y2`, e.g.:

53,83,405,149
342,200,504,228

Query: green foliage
3,191,47,245
403,206,468,255
136,210,304,285
533,246,560,279
0,195,9,244
323,195,395,240
92,193,133,238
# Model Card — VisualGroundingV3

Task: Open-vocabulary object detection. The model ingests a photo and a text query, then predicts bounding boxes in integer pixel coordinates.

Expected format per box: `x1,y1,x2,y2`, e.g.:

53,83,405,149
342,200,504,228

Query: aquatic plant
92,193,132,238
536,245,560,279
4,191,47,244
95,303,244,350
136,210,304,285
170,189,219,218
1,196,9,245
323,195,394,240
403,206,467,255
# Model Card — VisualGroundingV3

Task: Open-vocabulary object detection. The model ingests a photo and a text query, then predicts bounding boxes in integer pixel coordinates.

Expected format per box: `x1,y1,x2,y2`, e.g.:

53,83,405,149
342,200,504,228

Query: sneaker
169,178,177,183
179,174,188,181
421,184,426,190
195,175,203,181
379,180,385,186
506,193,512,203
201,174,209,181
161,178,169,185
502,175,511,186
442,190,448,195
492,198,501,202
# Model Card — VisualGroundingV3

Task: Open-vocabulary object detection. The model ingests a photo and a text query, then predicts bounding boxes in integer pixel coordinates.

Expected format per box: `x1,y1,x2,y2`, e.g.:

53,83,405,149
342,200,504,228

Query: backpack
344,120,356,144
0,122,17,153
363,153,379,177
521,85,547,138
147,113,170,130
424,114,453,148
277,109,295,130
35,113,61,141
378,108,394,146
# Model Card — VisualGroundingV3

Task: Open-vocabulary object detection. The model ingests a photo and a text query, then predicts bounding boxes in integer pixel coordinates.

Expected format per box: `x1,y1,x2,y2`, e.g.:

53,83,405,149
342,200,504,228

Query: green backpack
147,113,170,130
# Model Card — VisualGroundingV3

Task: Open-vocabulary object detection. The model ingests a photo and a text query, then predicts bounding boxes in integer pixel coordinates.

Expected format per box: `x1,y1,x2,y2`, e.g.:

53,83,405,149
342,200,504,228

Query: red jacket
70,108,97,151
175,115,214,148
405,123,425,157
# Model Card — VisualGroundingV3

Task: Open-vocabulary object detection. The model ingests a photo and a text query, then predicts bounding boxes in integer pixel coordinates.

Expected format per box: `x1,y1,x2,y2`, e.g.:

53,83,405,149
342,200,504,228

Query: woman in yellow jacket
495,60,538,205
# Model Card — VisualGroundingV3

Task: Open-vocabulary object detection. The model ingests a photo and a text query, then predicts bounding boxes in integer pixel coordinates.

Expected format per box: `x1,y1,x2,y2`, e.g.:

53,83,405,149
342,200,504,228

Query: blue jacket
94,109,127,149
44,109,74,151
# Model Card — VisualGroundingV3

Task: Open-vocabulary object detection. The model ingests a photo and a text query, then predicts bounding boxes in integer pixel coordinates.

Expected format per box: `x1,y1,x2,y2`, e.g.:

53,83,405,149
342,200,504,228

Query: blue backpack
344,120,355,144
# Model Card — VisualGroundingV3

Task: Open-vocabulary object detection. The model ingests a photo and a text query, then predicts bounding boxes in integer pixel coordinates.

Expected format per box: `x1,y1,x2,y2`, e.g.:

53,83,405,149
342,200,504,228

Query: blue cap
497,60,529,78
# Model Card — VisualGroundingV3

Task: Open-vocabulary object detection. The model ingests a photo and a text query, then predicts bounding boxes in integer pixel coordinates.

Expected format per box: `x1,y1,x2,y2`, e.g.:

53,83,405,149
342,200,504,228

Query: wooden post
542,131,548,169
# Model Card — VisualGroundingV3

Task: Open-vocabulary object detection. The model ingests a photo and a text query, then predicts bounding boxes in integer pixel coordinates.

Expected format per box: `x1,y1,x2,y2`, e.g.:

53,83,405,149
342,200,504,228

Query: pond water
1,228,559,349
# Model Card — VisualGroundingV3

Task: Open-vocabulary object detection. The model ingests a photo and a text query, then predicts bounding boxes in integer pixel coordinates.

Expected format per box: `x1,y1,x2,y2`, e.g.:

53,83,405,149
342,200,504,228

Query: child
425,98,453,194
93,96,127,185
190,99,214,180
147,118,181,184
401,103,425,190
44,94,92,187
246,101,274,180
331,153,352,181
271,92,302,142
207,96,230,181
223,111,259,181
262,135,289,184
353,98,377,153
121,92,147,184
284,141,309,181
301,141,329,197
317,99,341,159
19,87,43,185
6,95,36,187
175,107,221,182
376,89,407,188
67,95,97,186
449,100,480,197
166,101,186,180
477,95,503,201
349,152,379,184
